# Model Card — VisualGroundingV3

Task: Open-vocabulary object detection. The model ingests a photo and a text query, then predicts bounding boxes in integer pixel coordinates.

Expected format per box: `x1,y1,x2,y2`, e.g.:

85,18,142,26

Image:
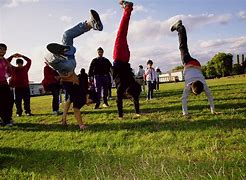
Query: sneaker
16,114,22,117
53,111,63,115
94,104,100,109
26,113,34,116
102,103,109,108
10,120,16,125
119,0,133,8
47,43,70,55
5,122,13,127
79,124,87,130
171,20,182,32
89,9,103,31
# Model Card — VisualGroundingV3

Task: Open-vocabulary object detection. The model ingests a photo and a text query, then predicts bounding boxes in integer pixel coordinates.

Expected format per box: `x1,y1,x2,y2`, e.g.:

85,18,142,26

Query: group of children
0,0,218,129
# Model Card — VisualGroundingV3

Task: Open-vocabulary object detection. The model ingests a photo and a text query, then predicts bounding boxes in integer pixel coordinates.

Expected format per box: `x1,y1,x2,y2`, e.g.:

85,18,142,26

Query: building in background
159,71,184,83
29,82,44,96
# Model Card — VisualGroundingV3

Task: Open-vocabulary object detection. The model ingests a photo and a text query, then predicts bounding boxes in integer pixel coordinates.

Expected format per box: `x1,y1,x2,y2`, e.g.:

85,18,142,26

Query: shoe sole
90,9,103,31
47,43,69,55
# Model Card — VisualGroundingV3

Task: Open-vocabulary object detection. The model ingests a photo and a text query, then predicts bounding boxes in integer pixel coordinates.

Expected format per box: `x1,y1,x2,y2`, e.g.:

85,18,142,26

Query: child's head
191,81,204,95
0,43,7,57
147,60,153,68
97,47,104,57
16,58,24,67
139,65,143,69
80,68,86,74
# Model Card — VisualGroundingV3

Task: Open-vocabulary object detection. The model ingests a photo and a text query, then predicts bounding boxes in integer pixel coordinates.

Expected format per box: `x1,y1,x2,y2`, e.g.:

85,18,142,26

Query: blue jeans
48,22,90,74
94,75,110,105
147,81,154,100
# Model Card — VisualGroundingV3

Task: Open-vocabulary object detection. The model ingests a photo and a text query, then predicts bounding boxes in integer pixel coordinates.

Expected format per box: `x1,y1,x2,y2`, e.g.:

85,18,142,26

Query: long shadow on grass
1,147,243,178
83,105,181,115
1,118,245,132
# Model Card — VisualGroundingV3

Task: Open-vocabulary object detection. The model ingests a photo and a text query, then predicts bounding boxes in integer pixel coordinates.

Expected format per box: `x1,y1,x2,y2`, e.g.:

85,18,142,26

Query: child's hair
16,58,24,64
97,47,104,52
147,59,153,65
191,81,204,95
0,43,7,50
139,65,143,69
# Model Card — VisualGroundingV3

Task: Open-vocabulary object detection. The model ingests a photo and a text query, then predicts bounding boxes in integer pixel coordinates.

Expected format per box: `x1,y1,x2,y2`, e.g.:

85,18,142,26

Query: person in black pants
42,62,62,115
89,47,112,109
112,1,141,119
0,43,14,126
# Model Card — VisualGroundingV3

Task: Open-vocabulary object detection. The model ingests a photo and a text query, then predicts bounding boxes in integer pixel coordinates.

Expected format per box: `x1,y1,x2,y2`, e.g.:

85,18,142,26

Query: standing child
8,54,33,117
171,20,217,117
0,43,14,126
112,0,141,119
145,60,157,100
45,9,103,129
42,62,62,115
135,65,145,93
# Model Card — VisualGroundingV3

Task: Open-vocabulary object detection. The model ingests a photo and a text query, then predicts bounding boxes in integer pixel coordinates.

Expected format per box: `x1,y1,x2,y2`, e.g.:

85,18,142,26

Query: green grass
0,76,245,179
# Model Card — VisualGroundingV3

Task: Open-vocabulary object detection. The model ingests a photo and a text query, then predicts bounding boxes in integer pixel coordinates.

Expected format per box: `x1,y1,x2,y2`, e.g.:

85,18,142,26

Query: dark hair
80,68,85,74
97,47,104,52
0,43,7,50
147,60,153,65
16,58,24,64
139,65,143,69
191,81,204,95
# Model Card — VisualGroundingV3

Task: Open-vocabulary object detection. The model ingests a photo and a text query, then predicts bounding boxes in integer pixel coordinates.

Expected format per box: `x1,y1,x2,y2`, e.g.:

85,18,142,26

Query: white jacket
182,67,215,115
145,67,157,82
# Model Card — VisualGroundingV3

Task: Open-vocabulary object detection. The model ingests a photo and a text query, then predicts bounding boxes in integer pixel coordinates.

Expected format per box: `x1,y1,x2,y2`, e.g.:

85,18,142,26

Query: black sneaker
89,9,103,31
119,1,133,8
47,43,70,55
171,20,182,32
94,104,100,109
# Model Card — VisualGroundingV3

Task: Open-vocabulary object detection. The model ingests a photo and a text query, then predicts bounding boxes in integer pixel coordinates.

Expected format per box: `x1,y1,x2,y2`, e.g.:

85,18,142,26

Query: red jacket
42,63,60,91
9,56,31,88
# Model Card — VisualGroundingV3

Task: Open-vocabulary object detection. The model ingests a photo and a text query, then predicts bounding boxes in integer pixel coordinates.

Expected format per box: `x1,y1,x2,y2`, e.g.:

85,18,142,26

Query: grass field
0,76,245,179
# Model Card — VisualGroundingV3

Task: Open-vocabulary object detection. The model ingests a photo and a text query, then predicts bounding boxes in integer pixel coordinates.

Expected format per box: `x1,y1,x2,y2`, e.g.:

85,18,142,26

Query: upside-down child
112,0,141,119
45,9,102,129
171,20,218,117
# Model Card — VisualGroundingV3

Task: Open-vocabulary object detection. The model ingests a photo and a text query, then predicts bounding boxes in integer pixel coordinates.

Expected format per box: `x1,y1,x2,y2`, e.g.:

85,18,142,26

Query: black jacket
88,57,112,77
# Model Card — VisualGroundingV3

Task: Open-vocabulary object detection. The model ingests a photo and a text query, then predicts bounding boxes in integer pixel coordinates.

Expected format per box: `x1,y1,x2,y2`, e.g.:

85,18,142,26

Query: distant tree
210,52,233,77
172,65,184,72
232,64,243,75
205,61,217,78
201,65,207,78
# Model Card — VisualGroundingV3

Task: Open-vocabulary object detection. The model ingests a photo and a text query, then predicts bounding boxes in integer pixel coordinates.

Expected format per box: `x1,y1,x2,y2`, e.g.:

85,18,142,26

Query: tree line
172,52,246,79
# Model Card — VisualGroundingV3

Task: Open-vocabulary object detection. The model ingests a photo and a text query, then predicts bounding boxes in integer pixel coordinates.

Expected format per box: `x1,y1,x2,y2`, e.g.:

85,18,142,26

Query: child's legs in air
62,22,90,46
113,6,133,62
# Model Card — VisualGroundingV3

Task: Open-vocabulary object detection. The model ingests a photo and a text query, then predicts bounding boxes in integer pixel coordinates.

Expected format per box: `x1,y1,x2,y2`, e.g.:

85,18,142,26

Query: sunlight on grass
0,76,245,179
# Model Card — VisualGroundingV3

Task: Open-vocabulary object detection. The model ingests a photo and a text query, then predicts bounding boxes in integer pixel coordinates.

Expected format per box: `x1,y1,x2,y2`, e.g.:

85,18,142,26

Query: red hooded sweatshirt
9,56,31,88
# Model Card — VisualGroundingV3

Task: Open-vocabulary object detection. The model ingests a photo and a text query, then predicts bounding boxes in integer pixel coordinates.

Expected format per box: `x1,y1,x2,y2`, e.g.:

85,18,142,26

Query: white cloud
133,5,148,14
60,16,72,24
3,0,39,8
100,9,117,22
238,11,246,20
200,37,246,49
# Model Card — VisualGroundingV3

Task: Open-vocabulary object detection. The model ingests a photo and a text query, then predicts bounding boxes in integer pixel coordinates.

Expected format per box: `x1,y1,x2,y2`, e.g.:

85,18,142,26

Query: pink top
0,58,11,82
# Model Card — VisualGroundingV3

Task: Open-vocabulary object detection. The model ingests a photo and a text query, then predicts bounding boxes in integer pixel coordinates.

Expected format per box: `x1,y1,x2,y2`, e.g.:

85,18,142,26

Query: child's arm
22,55,32,70
182,84,191,115
203,83,215,114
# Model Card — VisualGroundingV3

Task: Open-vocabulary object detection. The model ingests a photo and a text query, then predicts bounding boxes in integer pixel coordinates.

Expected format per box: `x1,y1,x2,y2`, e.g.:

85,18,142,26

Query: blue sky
0,0,246,82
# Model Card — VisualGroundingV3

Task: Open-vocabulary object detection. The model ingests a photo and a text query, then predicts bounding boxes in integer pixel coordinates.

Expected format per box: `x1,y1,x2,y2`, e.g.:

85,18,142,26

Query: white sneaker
102,103,109,108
